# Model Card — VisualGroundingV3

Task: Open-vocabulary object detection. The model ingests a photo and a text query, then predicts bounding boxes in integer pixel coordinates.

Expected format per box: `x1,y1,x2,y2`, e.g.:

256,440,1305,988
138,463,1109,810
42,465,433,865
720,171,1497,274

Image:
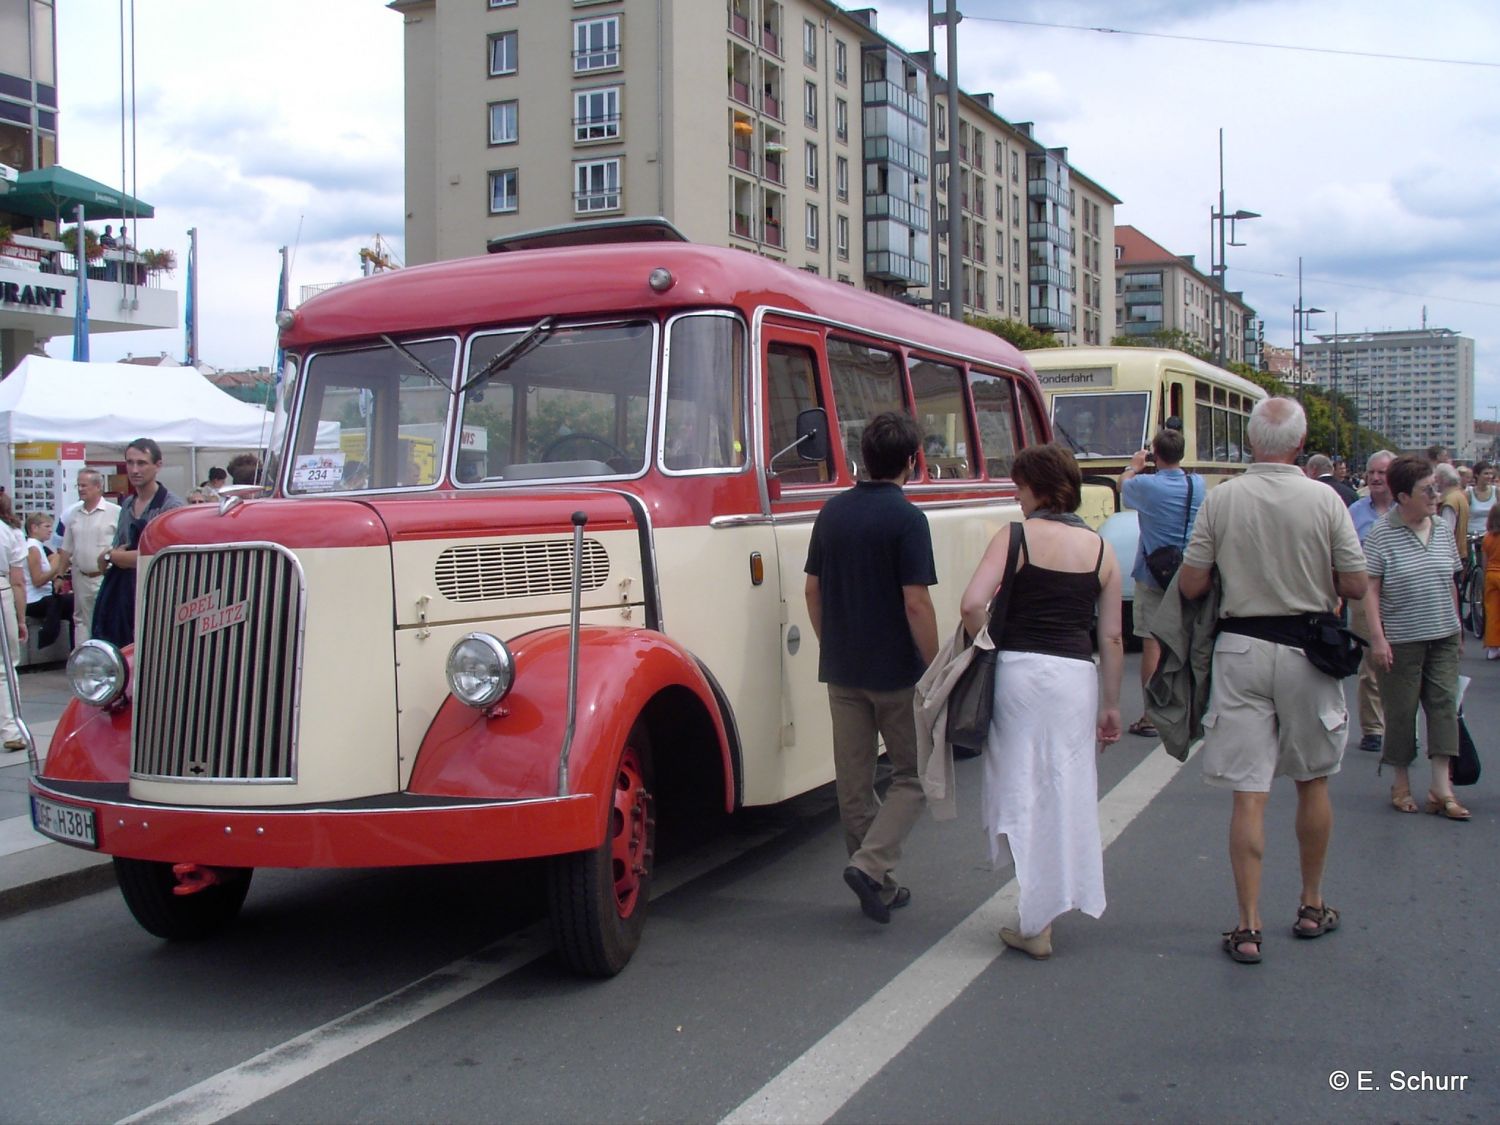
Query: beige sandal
1390,785,1418,814
1425,791,1471,820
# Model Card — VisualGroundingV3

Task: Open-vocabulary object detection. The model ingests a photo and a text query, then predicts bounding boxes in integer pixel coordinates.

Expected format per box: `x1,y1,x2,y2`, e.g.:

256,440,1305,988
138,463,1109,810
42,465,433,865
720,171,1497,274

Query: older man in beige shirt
53,469,120,646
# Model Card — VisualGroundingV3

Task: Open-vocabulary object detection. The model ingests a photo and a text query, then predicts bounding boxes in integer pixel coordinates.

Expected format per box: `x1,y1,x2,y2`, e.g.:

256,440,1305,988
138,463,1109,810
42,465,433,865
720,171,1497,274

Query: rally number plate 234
31,795,97,848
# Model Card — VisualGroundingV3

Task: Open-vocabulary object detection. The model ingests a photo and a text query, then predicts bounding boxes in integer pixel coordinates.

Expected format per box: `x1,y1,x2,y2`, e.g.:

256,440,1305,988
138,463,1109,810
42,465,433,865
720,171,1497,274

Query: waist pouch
1218,613,1367,679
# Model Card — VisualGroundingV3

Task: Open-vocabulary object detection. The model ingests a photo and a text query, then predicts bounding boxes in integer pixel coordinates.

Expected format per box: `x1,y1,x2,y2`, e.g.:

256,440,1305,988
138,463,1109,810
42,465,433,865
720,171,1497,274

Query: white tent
0,356,277,447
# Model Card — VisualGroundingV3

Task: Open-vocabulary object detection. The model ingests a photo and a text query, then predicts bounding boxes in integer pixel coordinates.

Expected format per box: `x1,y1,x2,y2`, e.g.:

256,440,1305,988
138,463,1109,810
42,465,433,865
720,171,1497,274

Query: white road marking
721,747,1186,1125
116,825,783,1125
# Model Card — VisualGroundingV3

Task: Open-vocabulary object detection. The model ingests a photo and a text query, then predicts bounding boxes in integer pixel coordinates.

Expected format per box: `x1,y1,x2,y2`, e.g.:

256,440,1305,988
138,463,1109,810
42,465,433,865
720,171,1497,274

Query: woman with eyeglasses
1360,455,1468,820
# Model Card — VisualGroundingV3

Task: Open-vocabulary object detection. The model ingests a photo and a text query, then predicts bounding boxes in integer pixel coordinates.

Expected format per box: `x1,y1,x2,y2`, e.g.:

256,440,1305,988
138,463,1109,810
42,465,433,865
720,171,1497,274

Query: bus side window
1016,385,1046,448
909,358,977,479
826,337,904,481
664,315,746,472
767,343,832,485
969,369,1018,479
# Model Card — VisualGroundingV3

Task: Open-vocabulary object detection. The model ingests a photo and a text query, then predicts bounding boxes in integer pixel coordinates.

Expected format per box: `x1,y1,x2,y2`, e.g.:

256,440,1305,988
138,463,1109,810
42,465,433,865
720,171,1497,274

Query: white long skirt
982,650,1105,937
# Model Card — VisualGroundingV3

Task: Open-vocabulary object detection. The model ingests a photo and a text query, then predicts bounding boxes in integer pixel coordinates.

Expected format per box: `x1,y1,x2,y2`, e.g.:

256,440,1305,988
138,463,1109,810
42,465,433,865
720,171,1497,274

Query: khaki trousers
1349,597,1383,737
0,587,20,741
72,572,103,646
1376,633,1460,768
828,683,925,899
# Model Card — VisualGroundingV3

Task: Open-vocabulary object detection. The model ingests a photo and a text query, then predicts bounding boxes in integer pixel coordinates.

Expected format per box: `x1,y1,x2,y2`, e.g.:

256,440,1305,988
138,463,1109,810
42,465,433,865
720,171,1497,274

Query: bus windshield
1050,391,1149,458
458,320,655,483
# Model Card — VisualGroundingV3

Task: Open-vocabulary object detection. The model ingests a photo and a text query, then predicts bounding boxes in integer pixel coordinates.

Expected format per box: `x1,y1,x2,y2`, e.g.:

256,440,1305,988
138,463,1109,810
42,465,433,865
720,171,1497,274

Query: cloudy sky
47,0,1500,421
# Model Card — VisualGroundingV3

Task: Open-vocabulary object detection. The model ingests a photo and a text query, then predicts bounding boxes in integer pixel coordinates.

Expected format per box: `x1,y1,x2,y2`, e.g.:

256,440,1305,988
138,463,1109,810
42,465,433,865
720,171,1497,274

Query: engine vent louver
434,539,610,602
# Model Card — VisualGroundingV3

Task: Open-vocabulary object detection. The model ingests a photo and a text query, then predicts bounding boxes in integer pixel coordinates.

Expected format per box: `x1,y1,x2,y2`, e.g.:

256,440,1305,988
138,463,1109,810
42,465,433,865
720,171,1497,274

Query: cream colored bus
1025,347,1268,633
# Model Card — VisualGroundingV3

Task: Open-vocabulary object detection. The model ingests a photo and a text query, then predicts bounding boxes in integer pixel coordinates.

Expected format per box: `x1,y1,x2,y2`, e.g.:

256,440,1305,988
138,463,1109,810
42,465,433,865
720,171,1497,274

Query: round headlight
446,633,515,709
67,640,128,707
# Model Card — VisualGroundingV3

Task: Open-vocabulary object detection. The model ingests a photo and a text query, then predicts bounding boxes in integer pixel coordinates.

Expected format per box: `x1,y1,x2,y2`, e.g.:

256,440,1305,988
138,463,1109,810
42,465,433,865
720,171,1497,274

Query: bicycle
1459,533,1486,641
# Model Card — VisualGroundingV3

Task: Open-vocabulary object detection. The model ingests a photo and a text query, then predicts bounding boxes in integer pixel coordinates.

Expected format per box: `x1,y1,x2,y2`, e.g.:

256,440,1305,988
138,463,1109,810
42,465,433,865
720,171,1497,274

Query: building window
490,0,516,7
574,86,620,142
489,169,519,213
573,16,620,73
488,100,518,145
936,102,946,141
488,31,517,76
803,20,817,66
805,202,819,250
834,97,847,142
835,155,848,201
836,214,849,259
574,158,621,212
835,39,847,84
805,141,818,188
804,80,817,126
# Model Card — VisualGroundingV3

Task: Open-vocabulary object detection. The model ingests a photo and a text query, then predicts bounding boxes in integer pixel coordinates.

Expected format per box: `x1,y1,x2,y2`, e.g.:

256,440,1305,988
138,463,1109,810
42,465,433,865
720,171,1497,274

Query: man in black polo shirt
805,412,939,923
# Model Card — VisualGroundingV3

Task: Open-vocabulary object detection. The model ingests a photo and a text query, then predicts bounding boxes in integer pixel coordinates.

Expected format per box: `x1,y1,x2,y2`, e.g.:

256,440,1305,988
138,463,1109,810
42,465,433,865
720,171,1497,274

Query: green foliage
58,224,103,262
1108,329,1213,361
966,316,1063,351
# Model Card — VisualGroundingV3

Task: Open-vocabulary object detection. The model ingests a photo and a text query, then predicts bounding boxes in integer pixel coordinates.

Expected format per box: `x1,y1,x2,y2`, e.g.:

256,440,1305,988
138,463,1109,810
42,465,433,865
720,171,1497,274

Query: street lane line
115,824,784,1125
721,747,1185,1125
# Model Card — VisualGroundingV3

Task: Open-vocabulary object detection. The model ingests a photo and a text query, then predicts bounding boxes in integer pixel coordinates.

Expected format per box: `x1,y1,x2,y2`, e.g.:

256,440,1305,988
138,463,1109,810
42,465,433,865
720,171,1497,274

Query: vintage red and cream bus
30,224,1047,975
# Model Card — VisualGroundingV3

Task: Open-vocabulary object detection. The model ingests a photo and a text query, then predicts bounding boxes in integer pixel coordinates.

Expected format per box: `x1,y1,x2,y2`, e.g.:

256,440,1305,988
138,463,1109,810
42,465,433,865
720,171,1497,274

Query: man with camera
1120,424,1201,738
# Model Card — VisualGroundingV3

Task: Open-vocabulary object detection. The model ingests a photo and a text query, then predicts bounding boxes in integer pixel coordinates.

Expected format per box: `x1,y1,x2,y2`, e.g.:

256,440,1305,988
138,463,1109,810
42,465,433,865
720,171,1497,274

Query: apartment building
1114,225,1257,367
1302,328,1475,455
395,0,1116,341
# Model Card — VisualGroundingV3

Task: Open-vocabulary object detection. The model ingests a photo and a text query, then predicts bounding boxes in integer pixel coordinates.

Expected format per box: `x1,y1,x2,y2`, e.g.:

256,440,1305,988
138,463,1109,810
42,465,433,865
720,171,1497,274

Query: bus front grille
133,546,304,782
434,539,610,602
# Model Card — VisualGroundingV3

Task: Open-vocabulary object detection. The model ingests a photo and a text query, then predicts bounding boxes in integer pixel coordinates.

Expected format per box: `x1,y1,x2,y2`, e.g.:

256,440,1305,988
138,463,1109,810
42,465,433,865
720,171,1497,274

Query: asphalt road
3,650,1496,1125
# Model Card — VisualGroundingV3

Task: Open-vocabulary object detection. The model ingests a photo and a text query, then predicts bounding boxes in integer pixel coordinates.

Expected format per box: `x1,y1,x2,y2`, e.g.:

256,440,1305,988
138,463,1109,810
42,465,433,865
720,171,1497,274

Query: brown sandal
1425,792,1471,820
1390,785,1418,814
1221,927,1262,964
1294,903,1340,939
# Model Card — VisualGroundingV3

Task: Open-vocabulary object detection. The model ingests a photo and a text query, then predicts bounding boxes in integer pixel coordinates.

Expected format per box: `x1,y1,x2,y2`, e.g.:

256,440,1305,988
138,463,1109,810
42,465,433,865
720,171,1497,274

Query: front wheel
1466,566,1486,640
547,727,655,977
113,858,253,940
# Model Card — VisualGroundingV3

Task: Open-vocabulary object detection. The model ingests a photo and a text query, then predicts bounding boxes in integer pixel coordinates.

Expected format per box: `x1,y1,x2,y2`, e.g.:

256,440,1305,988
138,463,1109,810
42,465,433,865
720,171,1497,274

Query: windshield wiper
459,316,557,395
379,334,448,389
1051,418,1087,456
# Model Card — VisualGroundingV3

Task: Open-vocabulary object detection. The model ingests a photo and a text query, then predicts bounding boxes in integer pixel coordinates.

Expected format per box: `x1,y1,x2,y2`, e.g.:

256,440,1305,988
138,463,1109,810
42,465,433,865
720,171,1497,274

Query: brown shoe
1425,792,1471,820
1000,925,1052,960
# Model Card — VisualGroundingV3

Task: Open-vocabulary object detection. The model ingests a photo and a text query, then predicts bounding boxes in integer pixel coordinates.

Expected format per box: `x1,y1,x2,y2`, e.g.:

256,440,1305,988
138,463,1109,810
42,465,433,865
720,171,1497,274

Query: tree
966,316,1063,351
1109,329,1212,361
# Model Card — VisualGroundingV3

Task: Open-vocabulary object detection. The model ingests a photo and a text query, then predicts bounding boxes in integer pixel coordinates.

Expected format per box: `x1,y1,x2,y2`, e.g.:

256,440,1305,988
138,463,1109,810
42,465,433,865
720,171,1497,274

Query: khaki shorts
1199,633,1349,792
1133,582,1165,639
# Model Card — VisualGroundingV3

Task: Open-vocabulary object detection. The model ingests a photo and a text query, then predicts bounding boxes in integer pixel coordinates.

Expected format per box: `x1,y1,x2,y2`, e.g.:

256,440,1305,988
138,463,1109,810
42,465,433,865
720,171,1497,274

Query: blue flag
71,229,90,362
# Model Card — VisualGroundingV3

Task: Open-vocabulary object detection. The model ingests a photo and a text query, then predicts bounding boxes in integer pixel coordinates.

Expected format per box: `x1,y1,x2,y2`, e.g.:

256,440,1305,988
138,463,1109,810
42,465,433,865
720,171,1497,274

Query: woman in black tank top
958,444,1125,961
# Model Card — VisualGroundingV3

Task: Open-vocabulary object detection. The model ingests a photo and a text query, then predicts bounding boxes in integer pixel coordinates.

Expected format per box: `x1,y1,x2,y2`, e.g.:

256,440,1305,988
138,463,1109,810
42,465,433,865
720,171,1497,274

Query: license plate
31,795,98,848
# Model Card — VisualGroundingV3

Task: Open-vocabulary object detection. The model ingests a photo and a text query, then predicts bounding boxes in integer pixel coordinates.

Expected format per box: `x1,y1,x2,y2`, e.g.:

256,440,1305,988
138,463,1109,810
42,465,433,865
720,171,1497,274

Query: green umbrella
1,164,155,222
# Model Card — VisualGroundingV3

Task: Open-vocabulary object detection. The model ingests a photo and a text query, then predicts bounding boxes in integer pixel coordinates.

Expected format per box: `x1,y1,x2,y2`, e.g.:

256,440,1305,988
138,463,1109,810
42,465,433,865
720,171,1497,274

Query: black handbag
1300,612,1367,679
1453,709,1481,787
1144,475,1195,588
947,523,1022,752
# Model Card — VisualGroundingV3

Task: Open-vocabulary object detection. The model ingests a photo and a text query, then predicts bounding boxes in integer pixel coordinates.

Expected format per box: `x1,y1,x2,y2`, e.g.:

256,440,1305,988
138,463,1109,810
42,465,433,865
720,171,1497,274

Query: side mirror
795,408,829,463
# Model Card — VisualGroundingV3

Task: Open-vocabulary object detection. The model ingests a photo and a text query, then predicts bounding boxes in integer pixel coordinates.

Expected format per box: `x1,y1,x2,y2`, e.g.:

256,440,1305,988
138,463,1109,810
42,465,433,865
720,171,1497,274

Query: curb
0,846,116,920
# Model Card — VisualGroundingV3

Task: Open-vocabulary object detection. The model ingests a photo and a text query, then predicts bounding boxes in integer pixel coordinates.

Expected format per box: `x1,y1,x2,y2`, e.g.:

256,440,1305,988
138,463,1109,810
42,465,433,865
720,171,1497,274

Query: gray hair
1365,449,1395,472
1247,397,1306,459
1434,463,1461,489
1305,453,1333,477
76,468,105,488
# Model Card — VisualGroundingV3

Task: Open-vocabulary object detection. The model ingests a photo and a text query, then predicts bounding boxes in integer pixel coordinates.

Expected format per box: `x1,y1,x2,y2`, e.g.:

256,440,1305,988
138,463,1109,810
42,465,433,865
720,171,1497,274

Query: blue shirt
1348,495,1391,544
1121,467,1202,590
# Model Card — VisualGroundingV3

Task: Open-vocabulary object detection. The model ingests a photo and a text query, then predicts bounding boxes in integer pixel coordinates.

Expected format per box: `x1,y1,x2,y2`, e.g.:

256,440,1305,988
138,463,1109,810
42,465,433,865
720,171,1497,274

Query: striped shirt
1362,510,1461,643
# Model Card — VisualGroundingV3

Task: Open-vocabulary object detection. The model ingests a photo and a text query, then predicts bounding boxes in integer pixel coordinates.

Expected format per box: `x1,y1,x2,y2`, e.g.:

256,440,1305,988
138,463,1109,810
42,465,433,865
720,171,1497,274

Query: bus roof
281,242,1031,375
1025,346,1269,401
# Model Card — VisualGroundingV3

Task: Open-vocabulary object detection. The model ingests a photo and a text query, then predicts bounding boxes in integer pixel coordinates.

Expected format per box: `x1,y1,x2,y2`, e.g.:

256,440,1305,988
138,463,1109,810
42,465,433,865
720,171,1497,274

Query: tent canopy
0,357,273,448
2,165,156,222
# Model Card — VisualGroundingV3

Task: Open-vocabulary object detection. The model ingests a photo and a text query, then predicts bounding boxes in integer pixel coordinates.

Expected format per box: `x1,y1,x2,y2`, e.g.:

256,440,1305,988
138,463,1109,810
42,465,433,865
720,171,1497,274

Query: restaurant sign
0,280,67,310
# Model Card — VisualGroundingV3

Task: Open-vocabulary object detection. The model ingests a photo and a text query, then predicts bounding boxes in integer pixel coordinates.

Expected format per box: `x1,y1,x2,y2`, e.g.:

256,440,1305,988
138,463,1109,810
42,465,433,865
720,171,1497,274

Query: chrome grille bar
133,544,305,783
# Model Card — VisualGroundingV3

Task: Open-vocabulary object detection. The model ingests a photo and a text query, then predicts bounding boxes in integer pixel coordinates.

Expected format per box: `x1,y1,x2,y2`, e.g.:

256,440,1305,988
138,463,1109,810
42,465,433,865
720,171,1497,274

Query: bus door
762,322,839,802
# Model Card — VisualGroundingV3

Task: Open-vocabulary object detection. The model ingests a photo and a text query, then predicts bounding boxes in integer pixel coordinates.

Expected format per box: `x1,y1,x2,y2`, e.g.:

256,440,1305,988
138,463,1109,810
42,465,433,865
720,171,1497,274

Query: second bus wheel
548,726,656,977
113,857,253,941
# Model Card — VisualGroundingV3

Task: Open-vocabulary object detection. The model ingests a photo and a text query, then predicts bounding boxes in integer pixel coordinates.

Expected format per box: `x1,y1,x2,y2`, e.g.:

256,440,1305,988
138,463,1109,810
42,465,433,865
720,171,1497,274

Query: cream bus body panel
773,496,1020,805
653,523,783,805
130,546,398,808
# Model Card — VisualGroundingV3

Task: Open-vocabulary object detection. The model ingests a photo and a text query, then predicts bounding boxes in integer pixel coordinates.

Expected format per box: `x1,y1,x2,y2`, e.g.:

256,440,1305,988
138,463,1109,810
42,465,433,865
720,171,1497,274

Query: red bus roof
280,242,1031,375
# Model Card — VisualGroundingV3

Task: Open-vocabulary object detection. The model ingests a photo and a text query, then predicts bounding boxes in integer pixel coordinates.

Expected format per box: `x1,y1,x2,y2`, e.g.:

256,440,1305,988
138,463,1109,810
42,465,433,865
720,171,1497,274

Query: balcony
731,11,750,39
0,241,178,339
1028,222,1073,251
865,249,930,287
764,221,784,249
763,91,781,119
861,79,927,123
763,27,781,55
1027,177,1066,204
862,136,928,177
731,78,751,106
865,194,929,233
731,146,754,173
1028,264,1068,287
763,154,784,185
732,212,754,239
1029,305,1074,332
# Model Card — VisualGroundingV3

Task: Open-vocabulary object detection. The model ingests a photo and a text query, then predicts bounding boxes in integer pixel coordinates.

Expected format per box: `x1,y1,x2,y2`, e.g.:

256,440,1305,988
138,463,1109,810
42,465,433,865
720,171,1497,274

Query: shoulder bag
947,522,1023,752
1145,474,1195,588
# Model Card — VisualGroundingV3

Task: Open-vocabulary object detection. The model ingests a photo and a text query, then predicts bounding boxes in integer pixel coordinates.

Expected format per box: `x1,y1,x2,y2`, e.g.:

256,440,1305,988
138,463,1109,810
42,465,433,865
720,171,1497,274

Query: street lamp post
1209,129,1259,369
1292,256,1324,408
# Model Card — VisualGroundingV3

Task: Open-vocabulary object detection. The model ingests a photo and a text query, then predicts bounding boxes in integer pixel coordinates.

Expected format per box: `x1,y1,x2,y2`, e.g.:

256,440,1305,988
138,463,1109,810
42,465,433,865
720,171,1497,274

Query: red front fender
408,626,733,830
40,646,136,783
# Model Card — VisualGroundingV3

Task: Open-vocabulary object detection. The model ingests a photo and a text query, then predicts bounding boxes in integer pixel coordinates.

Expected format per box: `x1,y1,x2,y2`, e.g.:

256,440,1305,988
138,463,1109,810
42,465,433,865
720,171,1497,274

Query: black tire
547,726,655,977
1466,566,1485,640
113,858,253,940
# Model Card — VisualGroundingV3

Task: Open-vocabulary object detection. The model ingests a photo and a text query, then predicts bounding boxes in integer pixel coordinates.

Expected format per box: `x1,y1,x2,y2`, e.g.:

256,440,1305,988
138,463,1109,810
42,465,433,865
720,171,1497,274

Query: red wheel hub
609,745,652,917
